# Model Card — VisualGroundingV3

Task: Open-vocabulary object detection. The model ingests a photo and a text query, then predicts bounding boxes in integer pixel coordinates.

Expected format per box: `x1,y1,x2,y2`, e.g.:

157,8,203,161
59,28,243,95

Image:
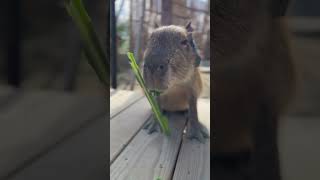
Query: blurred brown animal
213,0,295,179
142,22,209,143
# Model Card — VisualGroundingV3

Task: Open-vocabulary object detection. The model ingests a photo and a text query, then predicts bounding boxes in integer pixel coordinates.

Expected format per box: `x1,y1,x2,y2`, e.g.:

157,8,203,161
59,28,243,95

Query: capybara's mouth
150,87,166,92
145,80,168,92
143,70,168,92
147,85,167,92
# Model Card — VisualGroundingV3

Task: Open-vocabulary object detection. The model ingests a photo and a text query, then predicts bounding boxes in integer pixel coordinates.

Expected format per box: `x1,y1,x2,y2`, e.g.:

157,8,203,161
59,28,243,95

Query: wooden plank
172,99,210,180
110,98,151,162
110,112,187,180
110,90,143,118
9,116,107,180
0,90,105,179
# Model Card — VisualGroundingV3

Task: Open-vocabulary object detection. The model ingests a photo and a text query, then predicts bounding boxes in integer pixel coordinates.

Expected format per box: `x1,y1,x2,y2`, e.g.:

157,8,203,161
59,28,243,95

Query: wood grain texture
110,112,187,180
172,99,210,180
110,98,151,162
0,90,105,179
110,90,143,118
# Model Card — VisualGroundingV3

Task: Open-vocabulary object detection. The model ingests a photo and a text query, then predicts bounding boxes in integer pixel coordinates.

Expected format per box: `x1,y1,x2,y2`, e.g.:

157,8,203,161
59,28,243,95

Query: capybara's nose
155,62,167,74
144,55,168,74
145,62,167,74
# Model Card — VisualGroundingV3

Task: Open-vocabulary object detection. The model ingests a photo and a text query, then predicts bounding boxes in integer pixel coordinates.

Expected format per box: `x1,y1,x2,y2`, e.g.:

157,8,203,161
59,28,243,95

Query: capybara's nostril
158,64,164,70
156,64,167,74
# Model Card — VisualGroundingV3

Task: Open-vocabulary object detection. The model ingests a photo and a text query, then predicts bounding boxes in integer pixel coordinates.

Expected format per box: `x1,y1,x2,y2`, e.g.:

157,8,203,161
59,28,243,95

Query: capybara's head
143,22,200,92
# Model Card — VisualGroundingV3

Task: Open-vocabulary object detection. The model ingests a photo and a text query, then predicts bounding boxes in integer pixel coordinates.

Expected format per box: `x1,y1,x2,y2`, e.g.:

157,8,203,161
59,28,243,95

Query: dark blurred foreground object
0,86,106,180
4,0,22,87
110,0,117,89
212,1,293,180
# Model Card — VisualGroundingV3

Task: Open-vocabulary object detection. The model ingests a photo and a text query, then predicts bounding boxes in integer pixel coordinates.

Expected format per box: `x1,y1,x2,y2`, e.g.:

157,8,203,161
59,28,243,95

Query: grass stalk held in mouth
127,52,170,136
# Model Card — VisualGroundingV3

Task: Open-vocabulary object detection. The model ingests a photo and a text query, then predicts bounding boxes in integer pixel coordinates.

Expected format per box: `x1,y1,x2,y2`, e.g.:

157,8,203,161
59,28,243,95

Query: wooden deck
110,90,210,180
0,86,107,180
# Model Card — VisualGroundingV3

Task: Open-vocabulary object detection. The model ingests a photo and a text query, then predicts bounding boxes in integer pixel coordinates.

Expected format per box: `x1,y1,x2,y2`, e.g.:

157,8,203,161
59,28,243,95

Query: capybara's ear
185,21,193,32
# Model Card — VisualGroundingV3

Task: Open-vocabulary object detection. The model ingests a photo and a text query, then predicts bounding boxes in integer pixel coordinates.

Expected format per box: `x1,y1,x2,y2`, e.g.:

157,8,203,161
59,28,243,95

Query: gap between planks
110,112,187,180
172,99,210,180
110,96,210,180
110,97,151,163
110,90,144,119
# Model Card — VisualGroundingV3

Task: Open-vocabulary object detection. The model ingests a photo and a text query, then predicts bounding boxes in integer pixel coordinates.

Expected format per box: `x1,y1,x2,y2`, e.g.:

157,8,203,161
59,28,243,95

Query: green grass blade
65,0,108,87
127,52,170,135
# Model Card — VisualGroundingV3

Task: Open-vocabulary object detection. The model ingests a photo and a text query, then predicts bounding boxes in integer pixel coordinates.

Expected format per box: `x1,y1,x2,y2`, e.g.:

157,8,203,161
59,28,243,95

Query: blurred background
111,0,210,98
0,0,106,94
0,1,107,179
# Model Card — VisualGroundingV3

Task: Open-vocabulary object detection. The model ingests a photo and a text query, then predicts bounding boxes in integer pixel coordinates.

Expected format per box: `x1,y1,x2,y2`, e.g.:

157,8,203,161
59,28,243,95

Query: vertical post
129,0,134,51
133,0,146,63
6,0,22,87
110,0,117,89
161,0,172,25
129,0,146,90
106,0,110,68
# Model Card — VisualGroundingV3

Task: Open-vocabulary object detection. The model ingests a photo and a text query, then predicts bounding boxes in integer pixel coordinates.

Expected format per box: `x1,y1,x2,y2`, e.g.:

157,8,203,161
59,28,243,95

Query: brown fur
213,0,295,179
142,23,208,142
143,25,202,111
213,0,295,154
158,68,202,111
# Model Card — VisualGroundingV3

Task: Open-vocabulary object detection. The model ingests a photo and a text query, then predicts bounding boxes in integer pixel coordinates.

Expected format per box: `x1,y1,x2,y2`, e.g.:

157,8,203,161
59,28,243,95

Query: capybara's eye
180,39,188,46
